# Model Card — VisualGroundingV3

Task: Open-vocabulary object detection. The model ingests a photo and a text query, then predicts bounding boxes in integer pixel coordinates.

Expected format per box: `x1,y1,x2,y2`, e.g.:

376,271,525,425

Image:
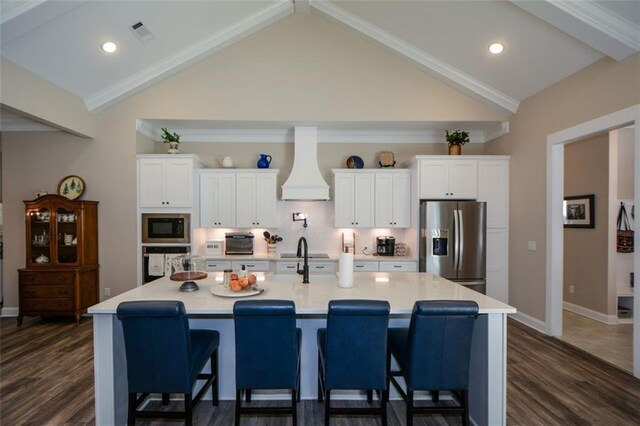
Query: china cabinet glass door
29,208,51,264
56,207,78,264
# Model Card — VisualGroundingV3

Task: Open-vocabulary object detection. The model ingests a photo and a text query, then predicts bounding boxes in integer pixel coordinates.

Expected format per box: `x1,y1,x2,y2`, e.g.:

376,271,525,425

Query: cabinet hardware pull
355,265,363,268
315,266,325,269
286,265,295,269
394,265,402,268
246,264,255,268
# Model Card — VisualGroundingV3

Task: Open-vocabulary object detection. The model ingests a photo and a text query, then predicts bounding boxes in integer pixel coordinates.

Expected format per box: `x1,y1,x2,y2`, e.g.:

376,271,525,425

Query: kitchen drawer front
309,262,336,274
21,298,73,311
277,261,337,274
379,261,418,272
276,262,300,274
354,261,378,272
19,271,74,286
231,261,271,272
20,285,73,298
205,261,232,272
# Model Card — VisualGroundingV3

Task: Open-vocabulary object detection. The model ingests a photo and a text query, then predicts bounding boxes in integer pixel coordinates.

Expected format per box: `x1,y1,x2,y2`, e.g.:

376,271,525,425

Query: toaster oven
225,232,254,255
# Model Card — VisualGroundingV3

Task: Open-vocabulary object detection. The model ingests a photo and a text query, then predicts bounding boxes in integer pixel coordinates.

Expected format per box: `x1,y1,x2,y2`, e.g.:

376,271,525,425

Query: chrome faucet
296,237,310,284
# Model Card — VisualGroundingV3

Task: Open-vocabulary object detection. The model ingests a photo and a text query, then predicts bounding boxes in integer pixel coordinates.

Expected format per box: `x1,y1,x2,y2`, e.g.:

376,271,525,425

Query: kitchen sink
280,253,330,259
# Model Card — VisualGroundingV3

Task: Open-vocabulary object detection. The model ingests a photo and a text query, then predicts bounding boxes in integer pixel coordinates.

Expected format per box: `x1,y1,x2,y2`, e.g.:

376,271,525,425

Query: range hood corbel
281,126,330,200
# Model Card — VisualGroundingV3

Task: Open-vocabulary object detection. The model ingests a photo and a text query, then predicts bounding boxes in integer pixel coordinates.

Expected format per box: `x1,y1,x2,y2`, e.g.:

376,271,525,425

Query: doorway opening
547,105,640,377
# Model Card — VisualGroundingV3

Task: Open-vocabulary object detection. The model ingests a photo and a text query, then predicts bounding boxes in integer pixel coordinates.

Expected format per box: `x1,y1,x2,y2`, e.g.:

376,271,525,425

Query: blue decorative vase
257,154,272,168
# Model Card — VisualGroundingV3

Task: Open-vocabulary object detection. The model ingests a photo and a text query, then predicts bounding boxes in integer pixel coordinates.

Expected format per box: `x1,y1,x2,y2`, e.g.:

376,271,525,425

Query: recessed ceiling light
489,42,504,55
101,42,117,53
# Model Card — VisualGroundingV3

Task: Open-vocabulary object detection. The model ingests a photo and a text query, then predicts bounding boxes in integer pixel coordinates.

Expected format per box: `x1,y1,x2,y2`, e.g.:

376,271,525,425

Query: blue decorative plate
346,155,364,169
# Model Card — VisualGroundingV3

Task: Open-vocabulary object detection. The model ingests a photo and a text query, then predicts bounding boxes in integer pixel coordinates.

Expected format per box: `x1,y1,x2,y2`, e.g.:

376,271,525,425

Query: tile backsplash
195,201,415,256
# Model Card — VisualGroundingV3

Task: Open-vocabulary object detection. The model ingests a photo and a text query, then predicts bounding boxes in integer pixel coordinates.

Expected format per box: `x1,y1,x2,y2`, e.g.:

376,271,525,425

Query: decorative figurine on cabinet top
378,151,396,167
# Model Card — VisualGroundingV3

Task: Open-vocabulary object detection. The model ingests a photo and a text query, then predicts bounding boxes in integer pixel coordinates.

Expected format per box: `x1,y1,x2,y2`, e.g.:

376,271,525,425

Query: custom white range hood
281,126,330,200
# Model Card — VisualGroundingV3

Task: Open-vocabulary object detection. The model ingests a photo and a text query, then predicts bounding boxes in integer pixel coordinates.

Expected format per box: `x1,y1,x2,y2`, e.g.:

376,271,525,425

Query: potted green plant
263,231,283,254
445,130,470,155
161,127,181,154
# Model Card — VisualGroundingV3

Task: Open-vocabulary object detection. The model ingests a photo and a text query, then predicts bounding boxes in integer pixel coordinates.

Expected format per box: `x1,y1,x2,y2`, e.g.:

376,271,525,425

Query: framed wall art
57,175,86,201
563,194,595,228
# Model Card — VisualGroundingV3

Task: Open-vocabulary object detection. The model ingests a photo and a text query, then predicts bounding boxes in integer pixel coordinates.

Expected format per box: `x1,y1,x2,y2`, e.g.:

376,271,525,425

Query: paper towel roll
338,252,354,288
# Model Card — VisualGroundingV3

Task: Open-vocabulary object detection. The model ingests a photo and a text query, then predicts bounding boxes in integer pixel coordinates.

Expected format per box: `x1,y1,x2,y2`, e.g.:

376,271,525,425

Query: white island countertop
89,272,515,315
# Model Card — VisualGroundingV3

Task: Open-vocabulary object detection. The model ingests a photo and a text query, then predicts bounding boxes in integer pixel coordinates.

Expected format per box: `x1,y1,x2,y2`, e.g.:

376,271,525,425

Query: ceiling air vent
130,21,154,43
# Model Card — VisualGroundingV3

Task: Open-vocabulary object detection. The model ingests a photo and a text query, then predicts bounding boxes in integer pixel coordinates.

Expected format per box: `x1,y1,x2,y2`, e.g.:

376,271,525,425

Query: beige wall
617,128,636,199
486,53,640,321
563,134,609,314
0,58,95,138
1,13,497,309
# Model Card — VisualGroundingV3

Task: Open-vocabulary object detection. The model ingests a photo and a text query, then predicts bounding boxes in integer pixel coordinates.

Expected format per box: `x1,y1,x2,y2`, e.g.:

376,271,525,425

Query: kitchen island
89,272,515,425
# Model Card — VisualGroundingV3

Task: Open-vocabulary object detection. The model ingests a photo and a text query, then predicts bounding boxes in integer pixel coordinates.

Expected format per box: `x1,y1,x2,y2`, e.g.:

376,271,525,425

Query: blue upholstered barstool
388,300,479,426
317,300,391,426
116,300,219,426
233,300,301,425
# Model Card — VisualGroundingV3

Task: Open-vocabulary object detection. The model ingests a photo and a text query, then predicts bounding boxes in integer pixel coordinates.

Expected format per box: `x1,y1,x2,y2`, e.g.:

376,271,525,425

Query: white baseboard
510,311,546,334
563,301,619,325
1,307,19,317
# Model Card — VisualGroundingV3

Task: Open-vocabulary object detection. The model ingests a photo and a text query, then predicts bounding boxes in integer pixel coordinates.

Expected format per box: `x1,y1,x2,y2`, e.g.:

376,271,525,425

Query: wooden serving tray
169,271,208,281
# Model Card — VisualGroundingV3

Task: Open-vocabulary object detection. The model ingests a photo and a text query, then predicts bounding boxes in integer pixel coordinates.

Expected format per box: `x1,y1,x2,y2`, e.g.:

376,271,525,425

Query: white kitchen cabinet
236,171,278,228
139,157,195,208
375,170,411,228
379,261,418,272
200,171,236,228
333,171,375,228
418,159,478,199
486,228,508,303
200,170,278,229
478,159,509,229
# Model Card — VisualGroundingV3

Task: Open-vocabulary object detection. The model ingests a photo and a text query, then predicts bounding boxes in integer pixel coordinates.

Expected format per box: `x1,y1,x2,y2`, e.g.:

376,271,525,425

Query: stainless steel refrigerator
419,200,486,294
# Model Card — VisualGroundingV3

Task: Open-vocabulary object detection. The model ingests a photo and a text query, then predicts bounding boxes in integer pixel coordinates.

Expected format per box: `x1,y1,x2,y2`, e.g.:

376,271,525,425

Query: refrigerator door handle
458,209,464,272
453,209,459,271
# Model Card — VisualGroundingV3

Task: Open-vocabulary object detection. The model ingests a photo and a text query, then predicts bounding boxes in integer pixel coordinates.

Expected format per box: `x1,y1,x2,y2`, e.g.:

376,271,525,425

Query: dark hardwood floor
2,316,640,425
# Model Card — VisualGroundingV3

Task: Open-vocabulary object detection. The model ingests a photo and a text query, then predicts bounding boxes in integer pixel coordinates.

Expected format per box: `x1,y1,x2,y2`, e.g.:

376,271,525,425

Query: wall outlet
527,241,537,251
104,287,111,297
569,285,575,294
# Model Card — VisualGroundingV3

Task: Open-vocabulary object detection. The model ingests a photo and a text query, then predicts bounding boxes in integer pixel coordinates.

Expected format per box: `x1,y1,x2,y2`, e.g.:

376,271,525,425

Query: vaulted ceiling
1,0,639,125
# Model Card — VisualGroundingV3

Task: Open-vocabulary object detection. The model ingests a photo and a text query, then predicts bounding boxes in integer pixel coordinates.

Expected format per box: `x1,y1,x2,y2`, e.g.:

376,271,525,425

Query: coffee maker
376,236,395,256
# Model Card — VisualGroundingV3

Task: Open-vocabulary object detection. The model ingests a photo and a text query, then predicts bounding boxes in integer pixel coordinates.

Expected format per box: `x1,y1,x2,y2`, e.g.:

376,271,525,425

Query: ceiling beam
309,0,519,115
511,0,640,61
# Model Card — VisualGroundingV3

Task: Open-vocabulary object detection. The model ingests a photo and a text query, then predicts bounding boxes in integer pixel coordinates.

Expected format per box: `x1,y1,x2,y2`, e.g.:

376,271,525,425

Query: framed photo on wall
563,194,595,228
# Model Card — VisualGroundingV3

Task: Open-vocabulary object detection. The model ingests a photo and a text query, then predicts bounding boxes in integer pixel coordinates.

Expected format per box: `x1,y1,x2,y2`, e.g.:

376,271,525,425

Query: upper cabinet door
375,173,394,227
215,173,237,227
164,159,194,207
478,159,509,228
254,173,278,228
391,171,411,227
139,159,165,207
200,172,236,228
334,173,355,228
353,173,375,228
419,161,449,199
448,160,478,199
236,173,257,228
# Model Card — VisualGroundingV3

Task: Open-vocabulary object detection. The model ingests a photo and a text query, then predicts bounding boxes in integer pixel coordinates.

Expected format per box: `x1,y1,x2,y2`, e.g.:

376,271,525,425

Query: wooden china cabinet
18,195,99,326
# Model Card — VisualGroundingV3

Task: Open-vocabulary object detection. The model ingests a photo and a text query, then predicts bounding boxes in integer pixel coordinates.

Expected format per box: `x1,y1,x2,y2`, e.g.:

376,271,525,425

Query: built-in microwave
141,213,190,244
